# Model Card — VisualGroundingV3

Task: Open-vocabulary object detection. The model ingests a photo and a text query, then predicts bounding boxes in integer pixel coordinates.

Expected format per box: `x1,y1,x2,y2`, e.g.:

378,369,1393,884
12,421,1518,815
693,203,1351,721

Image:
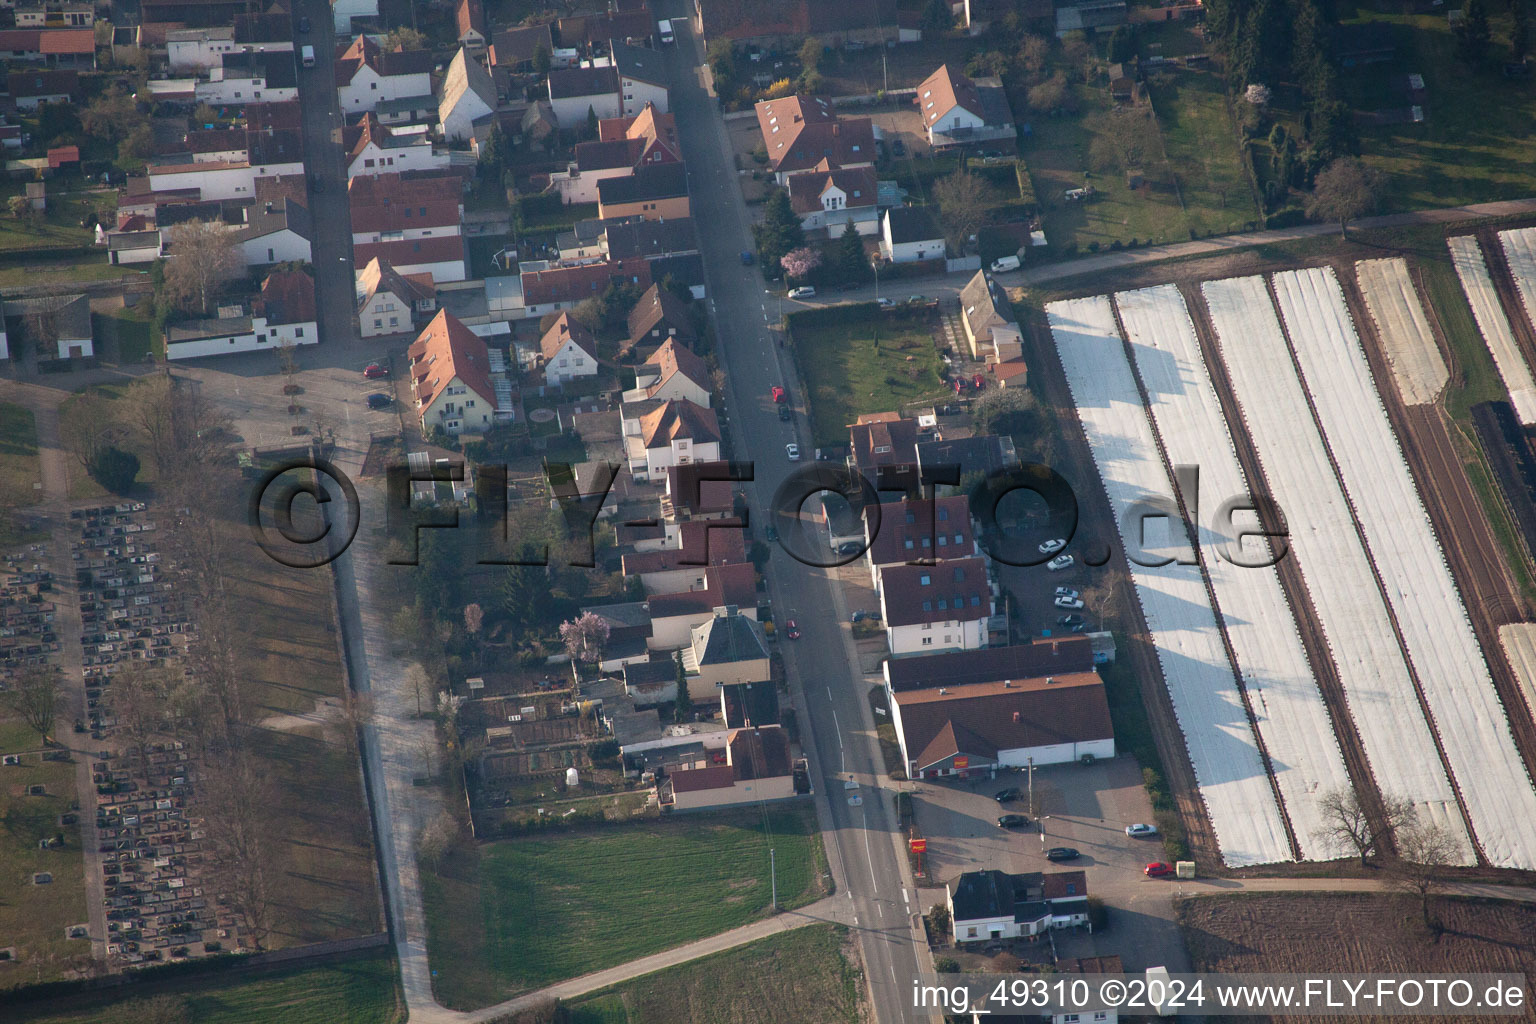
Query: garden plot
1202,276,1473,860
1047,295,1292,867
1354,258,1447,406
1449,234,1536,424
1273,266,1536,870
1116,285,1353,861
1499,228,1536,341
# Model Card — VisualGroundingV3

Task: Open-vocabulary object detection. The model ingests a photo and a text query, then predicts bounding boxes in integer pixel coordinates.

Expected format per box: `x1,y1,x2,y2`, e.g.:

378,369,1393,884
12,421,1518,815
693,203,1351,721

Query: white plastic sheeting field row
1047,295,1293,867
1115,285,1354,861
1497,624,1536,742
1448,234,1536,424
1273,266,1536,869
1499,227,1536,350
1354,258,1447,406
1202,276,1475,861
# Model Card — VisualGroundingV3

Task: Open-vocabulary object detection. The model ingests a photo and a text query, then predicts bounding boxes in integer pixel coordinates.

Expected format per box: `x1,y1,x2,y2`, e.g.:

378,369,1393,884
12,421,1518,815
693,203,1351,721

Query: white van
657,18,674,43
990,255,1020,273
301,44,316,68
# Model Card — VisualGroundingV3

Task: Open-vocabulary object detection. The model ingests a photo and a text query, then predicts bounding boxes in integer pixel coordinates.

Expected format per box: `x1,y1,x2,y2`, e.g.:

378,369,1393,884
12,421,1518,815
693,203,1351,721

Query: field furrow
1354,258,1447,406
1448,234,1536,424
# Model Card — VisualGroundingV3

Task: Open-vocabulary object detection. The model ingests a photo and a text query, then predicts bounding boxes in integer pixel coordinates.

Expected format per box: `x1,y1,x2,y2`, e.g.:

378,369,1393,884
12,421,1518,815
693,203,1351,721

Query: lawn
567,924,862,1024
0,185,114,256
0,403,41,508
0,719,89,990
94,306,158,364
56,382,150,500
1143,68,1260,238
1338,11,1536,211
790,308,948,449
0,258,142,292
420,805,829,1009
0,948,403,1024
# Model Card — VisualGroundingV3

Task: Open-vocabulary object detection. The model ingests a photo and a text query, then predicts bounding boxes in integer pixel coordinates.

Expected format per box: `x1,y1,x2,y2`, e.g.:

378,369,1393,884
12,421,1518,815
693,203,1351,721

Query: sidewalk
1178,875,1536,903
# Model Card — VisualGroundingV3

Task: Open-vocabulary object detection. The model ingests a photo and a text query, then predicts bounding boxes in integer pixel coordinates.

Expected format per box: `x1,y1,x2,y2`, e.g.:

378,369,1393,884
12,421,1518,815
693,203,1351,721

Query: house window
389,316,399,327
903,539,914,550
919,574,930,585
921,538,930,548
955,533,964,544
294,328,304,337
938,508,949,521
938,536,947,546
922,637,933,646
371,82,377,89
965,926,977,939
921,600,931,612
953,566,965,580
374,319,383,329
905,512,916,524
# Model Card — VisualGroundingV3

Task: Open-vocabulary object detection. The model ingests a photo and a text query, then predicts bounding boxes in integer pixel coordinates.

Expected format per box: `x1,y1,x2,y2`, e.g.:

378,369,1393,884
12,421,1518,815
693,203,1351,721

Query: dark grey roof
885,205,942,244
548,65,619,100
598,162,688,205
646,252,705,288
693,607,768,666
584,600,653,630
222,49,297,89
107,230,161,250
6,292,91,341
914,434,1018,478
605,216,697,260
950,869,1012,921
611,39,666,86
883,638,1095,693
237,196,312,243
624,658,678,688
721,680,780,730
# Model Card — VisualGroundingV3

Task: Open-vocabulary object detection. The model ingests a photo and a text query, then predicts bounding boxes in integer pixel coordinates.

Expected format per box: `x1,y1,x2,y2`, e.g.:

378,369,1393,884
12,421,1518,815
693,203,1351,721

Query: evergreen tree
673,650,690,723
753,189,804,276
1455,0,1492,65
922,0,952,34
836,222,871,284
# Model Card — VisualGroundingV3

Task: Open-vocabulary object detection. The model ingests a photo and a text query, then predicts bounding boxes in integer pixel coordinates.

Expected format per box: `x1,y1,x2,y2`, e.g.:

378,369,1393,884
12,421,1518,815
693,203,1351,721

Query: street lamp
1039,814,1050,850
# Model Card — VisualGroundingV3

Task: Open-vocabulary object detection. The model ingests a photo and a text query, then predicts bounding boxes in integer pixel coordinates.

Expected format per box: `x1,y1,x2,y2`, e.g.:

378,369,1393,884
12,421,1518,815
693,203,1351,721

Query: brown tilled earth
1179,893,1536,1023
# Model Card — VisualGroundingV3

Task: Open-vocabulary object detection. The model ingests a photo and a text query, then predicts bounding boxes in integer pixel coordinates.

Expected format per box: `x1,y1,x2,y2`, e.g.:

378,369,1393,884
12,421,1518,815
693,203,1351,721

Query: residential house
107,230,164,264
0,27,95,67
915,434,1019,481
625,286,699,357
163,268,317,360
597,161,688,220
962,0,1053,34
863,495,976,596
787,160,878,235
611,39,669,115
335,35,435,114
959,269,1023,366
456,0,487,50
344,114,448,179
331,0,378,34
1107,60,1140,104
621,518,746,594
356,256,437,337
663,459,741,523
7,69,77,108
516,257,652,319
13,1,95,28
548,65,621,129
694,0,896,46
754,94,875,184
549,102,679,204
407,310,498,435
647,563,757,648
145,128,305,202
848,412,921,476
166,26,239,71
949,869,1091,944
603,212,695,265
558,6,653,48
883,635,1096,696
892,671,1114,780
881,206,945,263
664,725,796,810
1055,0,1127,36
538,311,600,386
140,0,262,29
438,47,498,143
4,292,91,358
489,23,554,72
349,171,467,282
194,50,298,105
720,680,780,730
623,397,721,481
626,334,709,405
878,556,991,656
680,605,770,703
232,196,312,265
915,64,1017,148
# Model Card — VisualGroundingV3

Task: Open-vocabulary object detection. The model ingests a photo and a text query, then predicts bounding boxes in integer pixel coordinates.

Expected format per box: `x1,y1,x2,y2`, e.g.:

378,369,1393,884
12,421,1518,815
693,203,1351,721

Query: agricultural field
1448,234,1536,423
0,403,41,509
789,308,948,449
568,924,862,1024
0,949,403,1024
420,806,828,1009
1046,295,1291,866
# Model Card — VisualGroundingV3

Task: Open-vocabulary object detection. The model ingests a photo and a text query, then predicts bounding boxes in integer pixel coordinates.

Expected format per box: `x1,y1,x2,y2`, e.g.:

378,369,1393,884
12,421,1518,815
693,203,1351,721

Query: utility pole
1028,756,1034,819
771,848,778,910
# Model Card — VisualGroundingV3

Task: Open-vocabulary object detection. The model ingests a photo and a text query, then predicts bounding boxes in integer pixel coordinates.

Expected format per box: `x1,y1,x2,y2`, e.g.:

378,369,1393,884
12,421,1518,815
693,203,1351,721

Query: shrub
89,446,140,494
934,956,961,973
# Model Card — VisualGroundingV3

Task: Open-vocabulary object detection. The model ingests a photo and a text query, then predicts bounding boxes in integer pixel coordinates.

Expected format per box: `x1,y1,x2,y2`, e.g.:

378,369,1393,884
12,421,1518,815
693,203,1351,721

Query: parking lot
910,755,1192,971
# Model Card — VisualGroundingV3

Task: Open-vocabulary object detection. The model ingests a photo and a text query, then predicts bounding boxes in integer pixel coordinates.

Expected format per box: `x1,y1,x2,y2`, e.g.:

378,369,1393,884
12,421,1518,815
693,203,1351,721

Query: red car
771,385,786,403
952,377,965,394
972,373,985,390
1144,862,1174,878
784,618,801,640
363,363,389,379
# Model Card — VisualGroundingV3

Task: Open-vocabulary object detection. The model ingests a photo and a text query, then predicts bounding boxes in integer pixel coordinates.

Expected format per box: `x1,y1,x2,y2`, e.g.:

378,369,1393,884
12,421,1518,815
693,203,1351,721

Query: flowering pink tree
780,246,822,282
559,612,610,664
463,603,484,636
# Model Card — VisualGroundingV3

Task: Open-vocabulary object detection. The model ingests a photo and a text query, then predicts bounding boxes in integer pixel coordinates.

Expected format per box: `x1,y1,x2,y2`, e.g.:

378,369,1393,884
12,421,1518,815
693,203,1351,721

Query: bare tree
1390,815,1460,929
931,170,999,252
164,220,245,315
405,663,430,718
111,661,174,767
1305,157,1385,237
202,748,277,949
3,665,63,744
59,391,129,477
1313,788,1416,867
417,810,462,870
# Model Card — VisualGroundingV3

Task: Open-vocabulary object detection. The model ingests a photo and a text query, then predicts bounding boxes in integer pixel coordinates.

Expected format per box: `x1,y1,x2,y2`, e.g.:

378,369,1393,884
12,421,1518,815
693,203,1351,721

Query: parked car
1047,554,1074,571
363,364,388,379
877,297,896,309
1144,862,1174,877
785,442,801,460
1054,587,1078,599
837,540,863,556
366,393,391,409
1057,613,1084,627
892,139,906,157
788,286,816,299
997,814,1030,829
990,255,1021,273
1054,596,1084,610
765,524,778,542
771,385,787,403
850,609,868,623
907,295,925,305
972,373,985,390
784,618,801,640
1046,847,1080,862
740,250,755,265
778,403,792,421
994,787,1020,803
297,14,310,31
1126,823,1158,837
1038,538,1066,555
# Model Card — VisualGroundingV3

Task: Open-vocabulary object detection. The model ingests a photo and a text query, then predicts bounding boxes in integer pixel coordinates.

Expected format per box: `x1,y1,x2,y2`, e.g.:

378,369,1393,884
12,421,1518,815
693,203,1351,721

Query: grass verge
567,924,862,1024
420,805,828,1009
0,403,41,508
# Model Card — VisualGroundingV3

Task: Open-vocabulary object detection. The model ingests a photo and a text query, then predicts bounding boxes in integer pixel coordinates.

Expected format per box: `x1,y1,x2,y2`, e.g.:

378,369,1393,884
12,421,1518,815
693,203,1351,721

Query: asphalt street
658,9,935,1021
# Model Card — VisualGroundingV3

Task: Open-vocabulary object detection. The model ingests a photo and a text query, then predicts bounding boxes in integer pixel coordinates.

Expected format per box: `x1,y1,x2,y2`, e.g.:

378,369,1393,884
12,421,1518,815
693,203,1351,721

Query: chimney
938,687,947,695
1012,711,1020,723
264,201,273,214
1045,676,1055,685
1002,680,1013,688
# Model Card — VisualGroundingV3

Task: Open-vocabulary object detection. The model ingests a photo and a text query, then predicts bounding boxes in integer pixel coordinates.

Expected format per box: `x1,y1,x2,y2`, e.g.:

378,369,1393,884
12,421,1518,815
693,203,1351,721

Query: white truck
657,18,674,43
989,254,1021,273
301,44,316,67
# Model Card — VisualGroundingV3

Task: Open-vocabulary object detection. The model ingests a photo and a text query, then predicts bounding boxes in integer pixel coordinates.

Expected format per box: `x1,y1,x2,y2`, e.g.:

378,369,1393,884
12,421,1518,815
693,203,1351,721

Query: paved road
659,11,936,1023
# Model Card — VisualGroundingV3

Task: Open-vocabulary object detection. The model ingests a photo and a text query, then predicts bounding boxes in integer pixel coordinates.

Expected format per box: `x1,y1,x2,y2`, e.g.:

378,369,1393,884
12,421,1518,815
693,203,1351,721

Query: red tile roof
878,556,990,627
641,336,708,393
406,310,496,410
895,673,1112,773
668,763,735,793
46,145,79,168
916,64,982,129
849,416,920,468
786,162,877,216
352,234,465,273
754,95,875,175
520,258,651,308
456,0,486,39
39,28,94,54
538,311,598,363
647,563,756,618
348,171,461,234
639,398,720,449
258,268,316,325
865,495,973,566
